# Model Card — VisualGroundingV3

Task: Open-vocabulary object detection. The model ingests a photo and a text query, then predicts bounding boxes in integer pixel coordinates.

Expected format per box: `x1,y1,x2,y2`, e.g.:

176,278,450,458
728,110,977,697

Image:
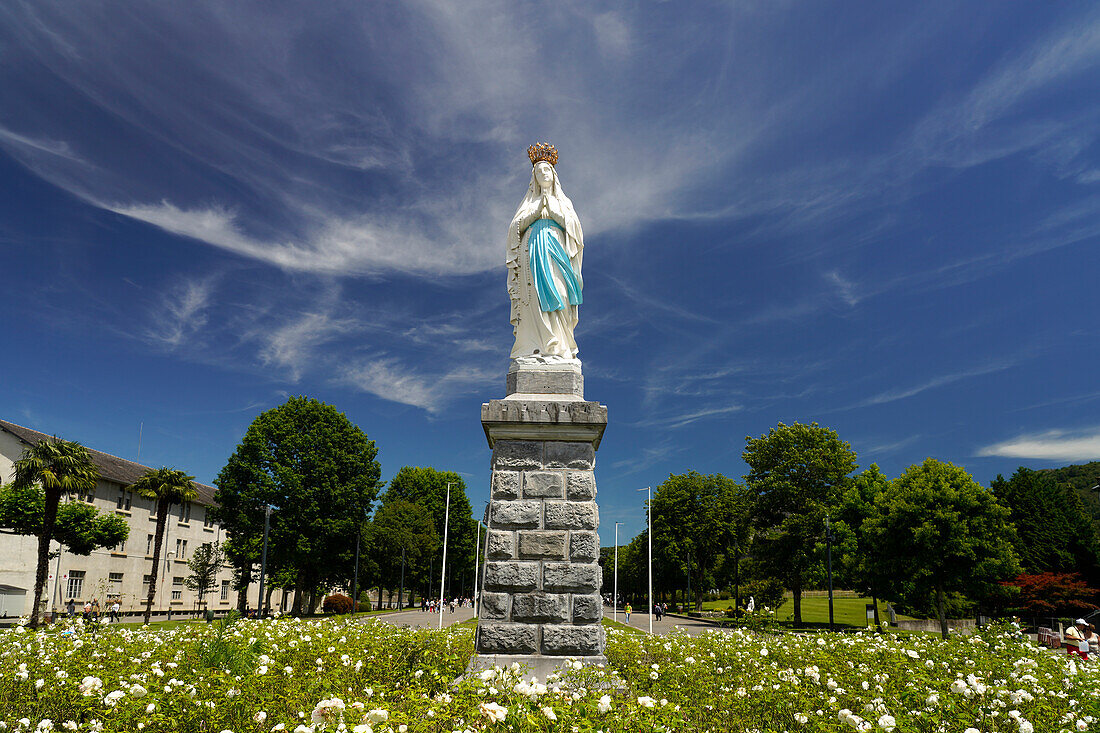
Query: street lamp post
613,522,621,623
472,519,482,616
638,486,653,634
825,514,835,632
438,482,452,631
258,505,272,617
161,551,175,620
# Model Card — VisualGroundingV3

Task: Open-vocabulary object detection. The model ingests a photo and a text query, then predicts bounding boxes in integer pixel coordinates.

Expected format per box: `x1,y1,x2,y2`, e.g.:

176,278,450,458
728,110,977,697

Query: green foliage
832,464,890,614
0,485,129,555
743,421,857,624
367,498,438,602
739,577,785,610
867,458,1020,639
650,471,750,611
991,467,1100,583
383,467,476,597
212,396,383,613
9,436,100,628
185,542,223,602
129,467,197,624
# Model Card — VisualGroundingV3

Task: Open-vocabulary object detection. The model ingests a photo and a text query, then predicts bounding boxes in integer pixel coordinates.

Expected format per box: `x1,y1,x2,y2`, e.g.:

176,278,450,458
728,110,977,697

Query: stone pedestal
469,360,607,679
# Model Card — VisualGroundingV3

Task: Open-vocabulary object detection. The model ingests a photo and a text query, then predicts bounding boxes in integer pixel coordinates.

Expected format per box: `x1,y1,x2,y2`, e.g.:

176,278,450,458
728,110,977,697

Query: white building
0,419,237,619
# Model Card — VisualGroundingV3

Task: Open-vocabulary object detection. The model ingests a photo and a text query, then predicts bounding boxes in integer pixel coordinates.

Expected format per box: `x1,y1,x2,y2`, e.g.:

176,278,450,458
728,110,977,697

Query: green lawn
700,595,916,628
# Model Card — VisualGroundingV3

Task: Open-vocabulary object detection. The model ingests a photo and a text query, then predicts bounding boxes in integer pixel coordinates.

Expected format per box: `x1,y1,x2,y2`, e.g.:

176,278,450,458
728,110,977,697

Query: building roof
0,419,216,506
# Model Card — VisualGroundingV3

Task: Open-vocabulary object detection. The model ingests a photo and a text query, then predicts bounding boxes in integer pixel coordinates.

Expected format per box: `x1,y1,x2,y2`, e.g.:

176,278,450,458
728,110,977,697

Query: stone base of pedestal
462,653,609,684
474,361,608,669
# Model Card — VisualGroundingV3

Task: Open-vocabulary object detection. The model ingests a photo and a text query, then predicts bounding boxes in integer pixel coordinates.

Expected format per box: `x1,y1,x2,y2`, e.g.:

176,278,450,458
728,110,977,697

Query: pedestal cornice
481,398,608,449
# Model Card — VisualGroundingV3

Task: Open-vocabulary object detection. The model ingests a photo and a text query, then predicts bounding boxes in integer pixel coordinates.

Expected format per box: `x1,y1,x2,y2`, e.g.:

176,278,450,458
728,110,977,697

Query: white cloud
977,427,1100,462
825,270,860,306
0,125,83,162
339,358,496,412
145,278,215,348
860,361,1017,407
257,311,359,382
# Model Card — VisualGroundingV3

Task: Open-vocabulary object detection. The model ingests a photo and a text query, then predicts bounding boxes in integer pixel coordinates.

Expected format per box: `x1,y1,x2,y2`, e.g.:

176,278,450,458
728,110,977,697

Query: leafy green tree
129,467,197,624
650,471,750,611
833,464,890,628
866,458,1020,639
383,467,476,599
367,500,437,608
743,422,857,625
0,485,129,605
991,468,1100,582
9,437,100,628
213,397,382,615
186,542,224,606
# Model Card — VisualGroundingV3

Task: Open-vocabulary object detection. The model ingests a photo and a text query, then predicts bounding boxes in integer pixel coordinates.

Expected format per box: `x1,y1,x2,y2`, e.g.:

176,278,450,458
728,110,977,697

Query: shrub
740,577,784,609
322,593,353,614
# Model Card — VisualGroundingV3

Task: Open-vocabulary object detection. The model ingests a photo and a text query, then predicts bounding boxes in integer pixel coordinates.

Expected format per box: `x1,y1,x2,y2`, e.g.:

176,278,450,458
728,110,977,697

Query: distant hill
1036,461,1100,531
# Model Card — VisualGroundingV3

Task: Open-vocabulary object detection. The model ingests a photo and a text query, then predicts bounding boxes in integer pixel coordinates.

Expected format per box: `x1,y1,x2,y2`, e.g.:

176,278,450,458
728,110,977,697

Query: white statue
507,143,584,361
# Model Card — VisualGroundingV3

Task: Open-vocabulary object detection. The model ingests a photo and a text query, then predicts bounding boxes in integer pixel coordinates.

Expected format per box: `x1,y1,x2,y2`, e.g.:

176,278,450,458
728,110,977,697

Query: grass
602,616,645,635
698,595,916,628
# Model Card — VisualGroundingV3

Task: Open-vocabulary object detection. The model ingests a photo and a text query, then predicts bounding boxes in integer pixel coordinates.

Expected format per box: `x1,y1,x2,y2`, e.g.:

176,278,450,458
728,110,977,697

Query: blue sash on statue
528,218,582,312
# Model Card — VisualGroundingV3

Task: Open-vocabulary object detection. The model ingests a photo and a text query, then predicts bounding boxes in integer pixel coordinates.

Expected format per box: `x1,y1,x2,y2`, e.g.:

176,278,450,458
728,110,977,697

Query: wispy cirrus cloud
977,426,1100,462
145,277,216,348
858,361,1019,408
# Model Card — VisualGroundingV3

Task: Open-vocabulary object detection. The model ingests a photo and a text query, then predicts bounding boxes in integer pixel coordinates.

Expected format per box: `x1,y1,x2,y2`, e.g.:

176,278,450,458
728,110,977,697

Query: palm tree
12,438,100,628
129,467,197,624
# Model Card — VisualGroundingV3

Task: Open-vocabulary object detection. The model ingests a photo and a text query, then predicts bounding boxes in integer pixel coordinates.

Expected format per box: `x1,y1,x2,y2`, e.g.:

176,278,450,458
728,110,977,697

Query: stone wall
476,438,604,657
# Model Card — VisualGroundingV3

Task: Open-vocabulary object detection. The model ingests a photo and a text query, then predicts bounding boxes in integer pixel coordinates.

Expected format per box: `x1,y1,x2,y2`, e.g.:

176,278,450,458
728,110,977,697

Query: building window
171,590,182,600
179,501,192,524
108,572,123,595
80,486,96,504
142,574,152,597
116,489,132,511
220,580,230,601
172,576,184,586
146,534,154,556
114,535,126,553
66,570,85,600
202,508,216,529
175,538,188,559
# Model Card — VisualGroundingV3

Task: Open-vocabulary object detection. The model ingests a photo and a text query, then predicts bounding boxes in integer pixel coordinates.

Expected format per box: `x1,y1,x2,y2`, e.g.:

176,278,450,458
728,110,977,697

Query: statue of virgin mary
507,143,584,361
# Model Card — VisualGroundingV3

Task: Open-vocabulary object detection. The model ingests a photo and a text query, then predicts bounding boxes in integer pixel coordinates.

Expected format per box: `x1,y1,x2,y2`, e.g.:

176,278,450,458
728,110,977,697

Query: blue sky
2,1,1099,538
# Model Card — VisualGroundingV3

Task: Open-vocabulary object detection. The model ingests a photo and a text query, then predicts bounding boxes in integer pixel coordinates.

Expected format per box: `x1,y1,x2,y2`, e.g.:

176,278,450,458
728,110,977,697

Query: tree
833,464,890,629
1001,571,1099,618
186,542,223,606
650,471,750,611
383,467,476,600
129,467,197,624
213,396,382,615
9,437,100,628
866,458,1020,639
367,499,437,608
743,422,857,625
991,468,1100,582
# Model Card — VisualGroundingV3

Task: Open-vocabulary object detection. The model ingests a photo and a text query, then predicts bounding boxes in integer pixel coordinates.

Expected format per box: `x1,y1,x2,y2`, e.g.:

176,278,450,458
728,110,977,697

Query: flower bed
0,616,1097,732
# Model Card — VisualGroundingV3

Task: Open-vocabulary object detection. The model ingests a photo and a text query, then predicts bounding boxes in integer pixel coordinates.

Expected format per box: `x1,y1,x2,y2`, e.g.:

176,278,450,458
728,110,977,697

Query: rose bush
0,615,1097,732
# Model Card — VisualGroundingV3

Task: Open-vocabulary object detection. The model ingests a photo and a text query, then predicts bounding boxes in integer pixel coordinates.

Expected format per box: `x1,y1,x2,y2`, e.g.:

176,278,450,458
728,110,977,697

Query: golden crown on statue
527,142,558,166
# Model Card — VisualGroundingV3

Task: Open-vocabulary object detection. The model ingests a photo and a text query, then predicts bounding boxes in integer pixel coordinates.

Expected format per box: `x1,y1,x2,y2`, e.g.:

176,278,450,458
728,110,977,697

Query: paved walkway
605,609,725,637
365,606,722,636
367,607,476,629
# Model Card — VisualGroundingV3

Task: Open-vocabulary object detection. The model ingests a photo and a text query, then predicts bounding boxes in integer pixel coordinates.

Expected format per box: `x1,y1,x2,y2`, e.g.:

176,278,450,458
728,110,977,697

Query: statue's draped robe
507,171,584,360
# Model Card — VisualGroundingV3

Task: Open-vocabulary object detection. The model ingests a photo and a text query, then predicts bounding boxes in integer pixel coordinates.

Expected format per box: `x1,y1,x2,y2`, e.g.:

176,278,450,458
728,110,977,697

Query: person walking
110,600,121,623
653,602,663,622
66,598,76,618
624,602,632,624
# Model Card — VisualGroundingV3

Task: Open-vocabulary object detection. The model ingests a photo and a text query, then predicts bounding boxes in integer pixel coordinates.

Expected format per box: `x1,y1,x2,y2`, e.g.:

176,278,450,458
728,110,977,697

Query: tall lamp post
438,482,452,631
398,547,406,610
257,505,273,616
825,514,835,632
472,517,483,617
613,521,622,623
638,486,653,634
